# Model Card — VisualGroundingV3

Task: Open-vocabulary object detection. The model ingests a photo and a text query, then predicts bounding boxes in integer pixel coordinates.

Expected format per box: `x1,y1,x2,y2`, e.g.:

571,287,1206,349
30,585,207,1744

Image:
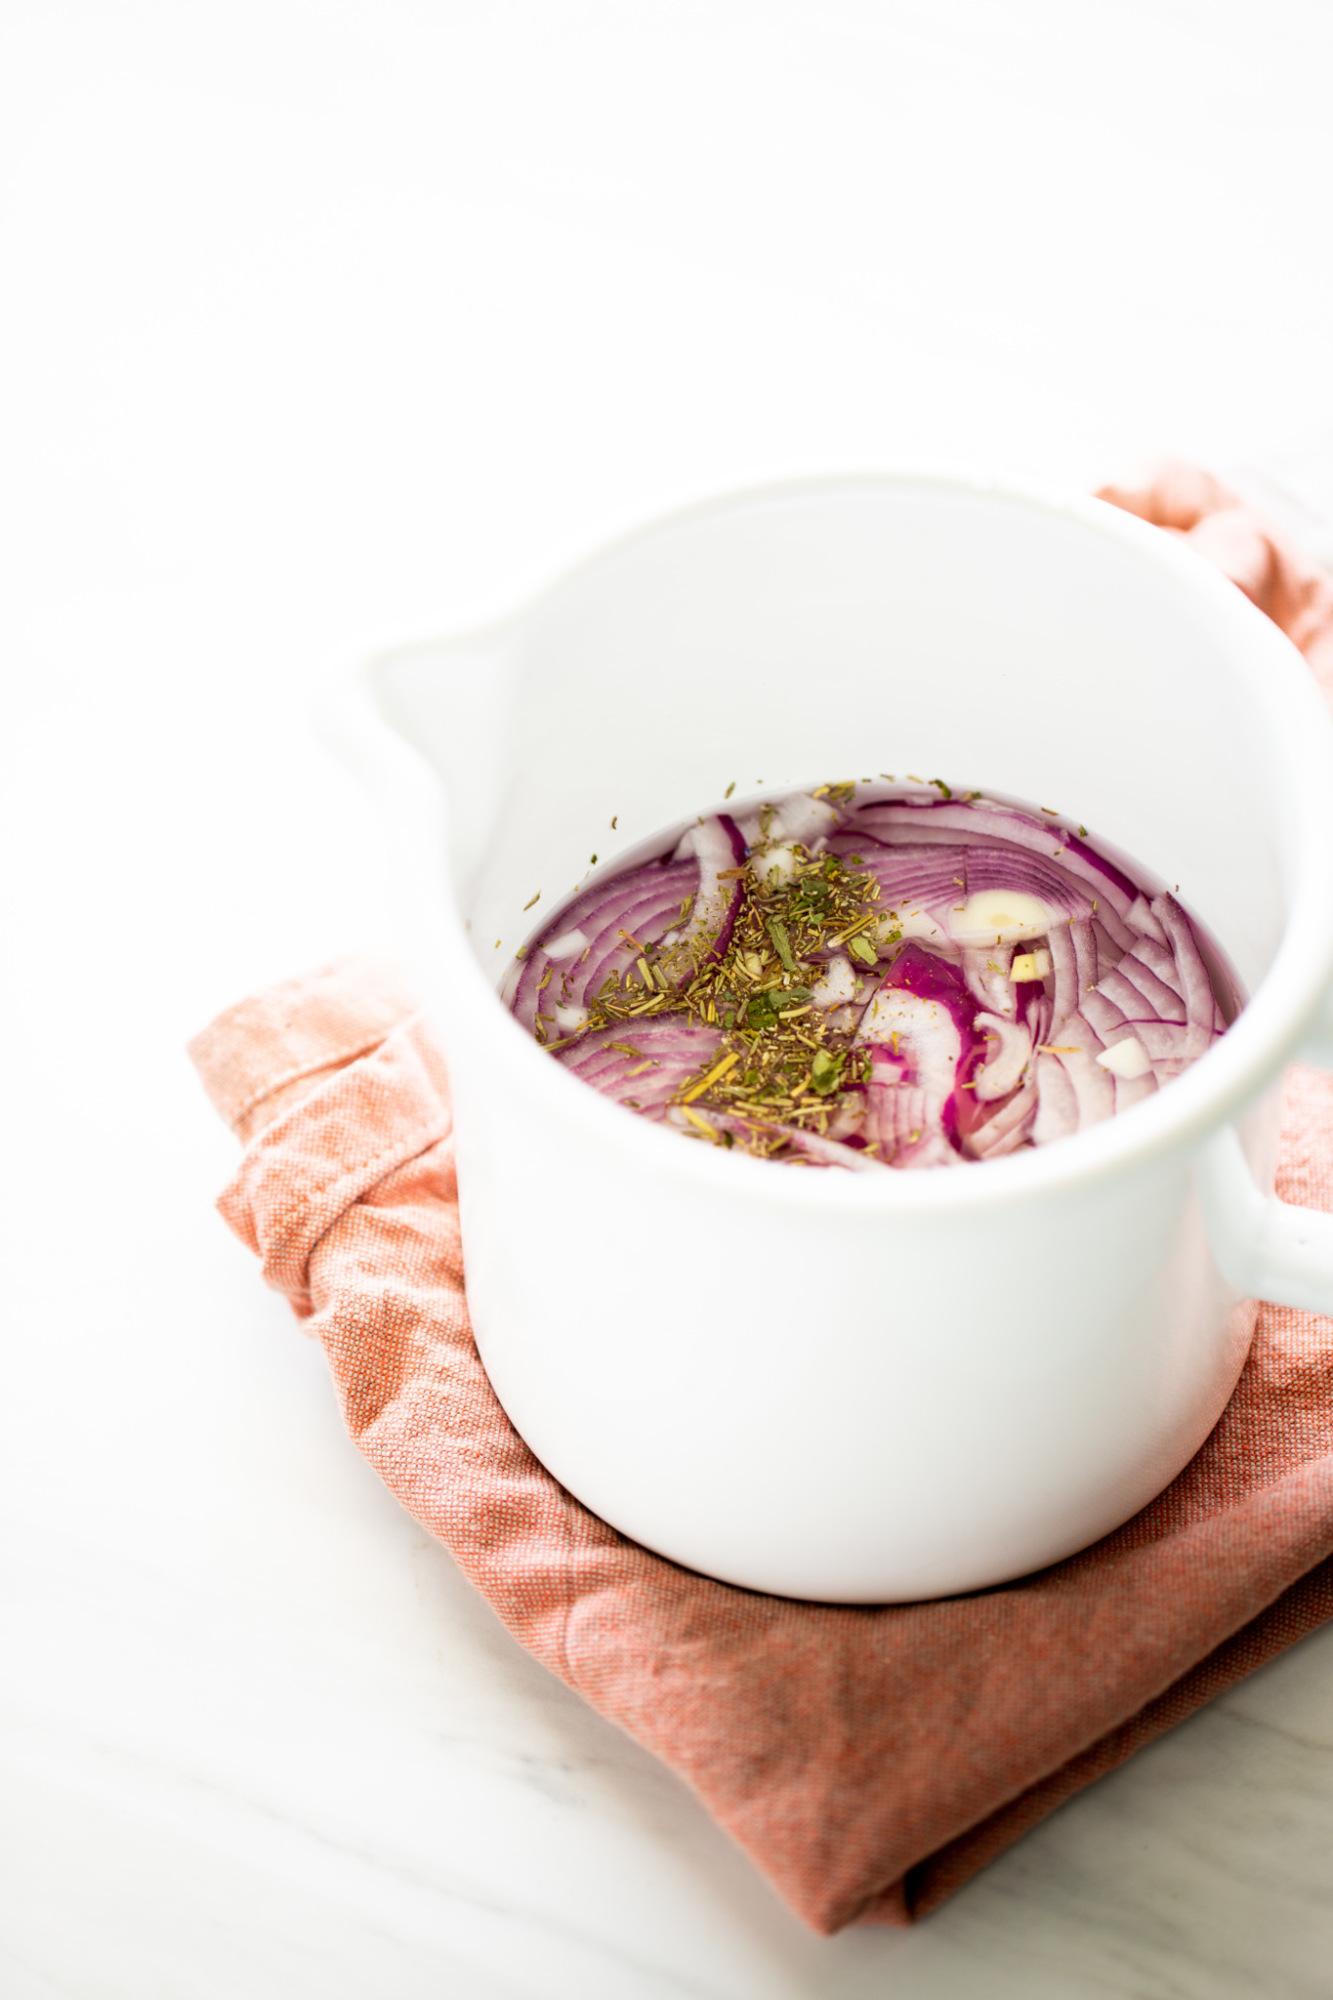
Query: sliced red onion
781,1125,892,1170
571,875,699,1009
853,946,987,1165
1092,966,1184,1029
878,940,981,1022
835,827,1098,944
556,1016,722,1116
1153,893,1219,1059
533,856,696,955
1111,949,1186,1022
1091,917,1128,979
668,1103,891,1171
826,838,968,912
1121,930,1183,996
670,813,747,966
769,793,842,846
884,907,951,947
1069,920,1100,1006
963,1077,1039,1160
1038,1014,1117,1131
960,944,1017,1016
509,785,1236,1171
1031,1051,1080,1145
1127,895,1171,948
972,1011,1032,1100
848,799,1136,914
957,847,1091,921
1045,922,1080,1030
1080,984,1135,1045
856,1061,956,1170
509,856,697,1030
544,927,591,962
1123,1020,1194,1071
824,1080,870,1143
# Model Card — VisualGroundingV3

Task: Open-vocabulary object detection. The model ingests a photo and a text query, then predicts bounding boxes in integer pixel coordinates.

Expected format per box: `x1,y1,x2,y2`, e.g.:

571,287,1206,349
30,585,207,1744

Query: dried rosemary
564,833,891,1144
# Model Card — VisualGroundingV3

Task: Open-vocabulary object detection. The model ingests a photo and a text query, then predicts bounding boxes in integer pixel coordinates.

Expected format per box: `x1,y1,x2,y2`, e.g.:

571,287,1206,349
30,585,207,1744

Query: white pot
323,473,1333,1602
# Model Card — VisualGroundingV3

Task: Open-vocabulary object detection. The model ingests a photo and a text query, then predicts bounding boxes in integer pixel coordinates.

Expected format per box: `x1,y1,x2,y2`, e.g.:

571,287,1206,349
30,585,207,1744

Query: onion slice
556,1016,722,1116
669,814,747,968
847,798,1138,914
508,783,1237,1172
972,1012,1032,1100
668,1104,891,1171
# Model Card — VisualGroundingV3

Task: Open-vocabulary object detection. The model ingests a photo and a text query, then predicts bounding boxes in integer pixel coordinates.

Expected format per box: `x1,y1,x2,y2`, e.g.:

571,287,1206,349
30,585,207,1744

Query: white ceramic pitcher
324,474,1333,1602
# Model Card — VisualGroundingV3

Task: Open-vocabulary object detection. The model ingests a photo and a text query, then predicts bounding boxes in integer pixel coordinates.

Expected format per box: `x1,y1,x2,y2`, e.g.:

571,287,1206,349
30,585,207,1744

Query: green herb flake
766,916,797,972
812,780,856,807
810,1049,844,1096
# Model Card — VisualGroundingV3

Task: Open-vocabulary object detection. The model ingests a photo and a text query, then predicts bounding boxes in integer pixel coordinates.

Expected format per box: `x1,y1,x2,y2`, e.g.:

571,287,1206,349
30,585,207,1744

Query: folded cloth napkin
190,466,1333,1933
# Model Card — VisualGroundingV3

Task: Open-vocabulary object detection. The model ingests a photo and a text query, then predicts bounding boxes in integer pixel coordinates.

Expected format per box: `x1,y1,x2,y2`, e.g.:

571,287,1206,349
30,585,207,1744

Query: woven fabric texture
190,466,1333,1932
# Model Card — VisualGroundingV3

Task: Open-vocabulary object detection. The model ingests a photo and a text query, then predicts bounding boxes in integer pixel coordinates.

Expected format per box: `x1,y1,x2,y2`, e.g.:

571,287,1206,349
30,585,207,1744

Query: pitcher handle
1196,986,1333,1314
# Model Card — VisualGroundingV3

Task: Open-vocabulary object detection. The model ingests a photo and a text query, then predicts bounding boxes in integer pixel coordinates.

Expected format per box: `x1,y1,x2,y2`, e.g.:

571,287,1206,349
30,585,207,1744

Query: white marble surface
5,4,1333,1994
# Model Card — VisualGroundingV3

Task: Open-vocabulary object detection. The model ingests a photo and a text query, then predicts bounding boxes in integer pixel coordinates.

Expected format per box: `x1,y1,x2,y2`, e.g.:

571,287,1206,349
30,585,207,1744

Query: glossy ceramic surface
325,474,1333,1600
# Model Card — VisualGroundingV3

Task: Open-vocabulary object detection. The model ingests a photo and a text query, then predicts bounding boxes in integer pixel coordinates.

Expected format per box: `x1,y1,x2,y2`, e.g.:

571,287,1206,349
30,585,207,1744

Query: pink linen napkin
190,466,1333,1932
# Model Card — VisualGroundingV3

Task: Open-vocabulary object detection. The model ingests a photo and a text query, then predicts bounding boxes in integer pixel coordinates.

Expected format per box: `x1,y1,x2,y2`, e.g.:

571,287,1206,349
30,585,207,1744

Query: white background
5,4,1333,1995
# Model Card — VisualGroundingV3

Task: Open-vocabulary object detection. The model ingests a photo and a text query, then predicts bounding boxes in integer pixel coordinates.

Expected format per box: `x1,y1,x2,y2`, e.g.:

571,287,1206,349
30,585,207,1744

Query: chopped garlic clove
949,889,1056,947
1011,947,1052,982
1095,1036,1152,1080
809,954,857,1009
749,842,800,887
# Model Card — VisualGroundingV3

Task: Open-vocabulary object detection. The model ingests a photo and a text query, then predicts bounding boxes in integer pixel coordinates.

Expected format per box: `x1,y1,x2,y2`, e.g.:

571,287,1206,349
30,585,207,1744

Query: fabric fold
188,954,419,1144
217,1014,452,1313
192,464,1333,1932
